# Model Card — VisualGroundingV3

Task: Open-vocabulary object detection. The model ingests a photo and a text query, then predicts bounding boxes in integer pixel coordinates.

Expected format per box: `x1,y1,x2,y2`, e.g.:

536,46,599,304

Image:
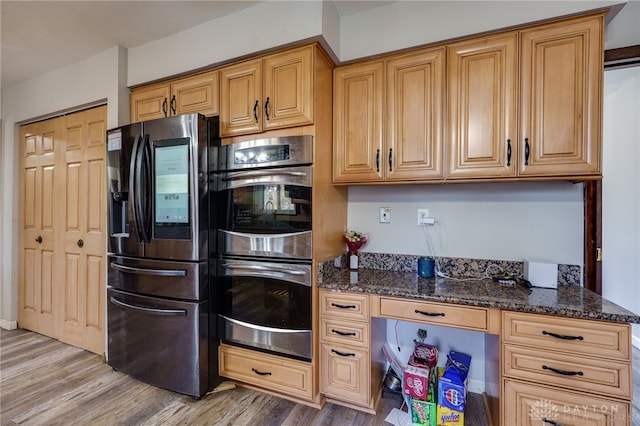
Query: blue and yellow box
437,351,471,412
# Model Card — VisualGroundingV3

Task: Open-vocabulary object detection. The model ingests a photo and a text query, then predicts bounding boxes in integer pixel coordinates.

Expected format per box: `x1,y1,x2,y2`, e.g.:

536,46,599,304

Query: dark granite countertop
317,267,640,324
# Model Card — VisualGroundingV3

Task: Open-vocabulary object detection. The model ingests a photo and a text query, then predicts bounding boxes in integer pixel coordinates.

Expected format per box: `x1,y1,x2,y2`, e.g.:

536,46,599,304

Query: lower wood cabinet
320,343,370,406
319,290,383,413
503,379,631,426
219,343,313,400
502,311,632,426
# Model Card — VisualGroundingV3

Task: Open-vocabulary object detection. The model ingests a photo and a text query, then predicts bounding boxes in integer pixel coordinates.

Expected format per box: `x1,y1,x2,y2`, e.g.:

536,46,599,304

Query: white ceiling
0,0,394,89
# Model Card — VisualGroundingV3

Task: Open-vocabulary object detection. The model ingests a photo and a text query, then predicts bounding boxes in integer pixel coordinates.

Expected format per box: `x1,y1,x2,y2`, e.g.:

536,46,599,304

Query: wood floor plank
2,328,637,425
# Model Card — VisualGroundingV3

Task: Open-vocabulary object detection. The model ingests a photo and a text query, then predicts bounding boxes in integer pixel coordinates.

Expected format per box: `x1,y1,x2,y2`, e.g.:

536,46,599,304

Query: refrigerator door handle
135,134,152,244
110,262,187,277
109,296,187,316
129,135,143,242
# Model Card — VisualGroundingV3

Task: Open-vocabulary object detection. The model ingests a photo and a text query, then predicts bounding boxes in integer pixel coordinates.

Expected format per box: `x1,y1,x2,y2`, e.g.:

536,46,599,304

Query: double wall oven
216,136,314,361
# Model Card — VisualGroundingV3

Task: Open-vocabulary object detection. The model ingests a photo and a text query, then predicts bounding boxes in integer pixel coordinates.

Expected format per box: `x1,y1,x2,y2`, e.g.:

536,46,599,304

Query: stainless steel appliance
106,113,221,398
217,136,314,360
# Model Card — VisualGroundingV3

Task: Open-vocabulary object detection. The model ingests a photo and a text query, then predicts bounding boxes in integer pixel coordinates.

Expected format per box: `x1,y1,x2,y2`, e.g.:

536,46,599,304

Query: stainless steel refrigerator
106,113,221,398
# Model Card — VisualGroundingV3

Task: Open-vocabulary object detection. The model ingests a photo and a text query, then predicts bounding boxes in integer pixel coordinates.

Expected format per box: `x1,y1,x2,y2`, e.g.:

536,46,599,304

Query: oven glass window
223,275,310,330
221,183,311,233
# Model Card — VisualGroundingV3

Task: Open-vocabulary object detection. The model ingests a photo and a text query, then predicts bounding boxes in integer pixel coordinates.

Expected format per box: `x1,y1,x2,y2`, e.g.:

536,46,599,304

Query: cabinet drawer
503,345,631,399
320,291,369,321
503,312,630,360
219,344,313,399
503,379,630,426
320,343,370,405
320,318,369,348
378,297,488,331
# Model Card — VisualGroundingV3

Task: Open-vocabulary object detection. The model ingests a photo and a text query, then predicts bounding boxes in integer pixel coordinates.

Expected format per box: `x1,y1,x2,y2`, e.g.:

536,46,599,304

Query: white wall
340,0,624,61
127,1,327,86
603,66,640,343
350,181,584,389
348,182,584,265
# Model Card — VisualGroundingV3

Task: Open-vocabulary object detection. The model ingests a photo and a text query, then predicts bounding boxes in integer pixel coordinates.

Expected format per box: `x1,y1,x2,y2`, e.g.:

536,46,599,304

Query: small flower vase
349,254,358,270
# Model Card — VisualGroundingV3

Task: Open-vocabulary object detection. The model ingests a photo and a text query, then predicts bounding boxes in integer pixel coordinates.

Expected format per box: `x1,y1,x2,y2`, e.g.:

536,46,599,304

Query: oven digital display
155,142,189,224
234,145,290,165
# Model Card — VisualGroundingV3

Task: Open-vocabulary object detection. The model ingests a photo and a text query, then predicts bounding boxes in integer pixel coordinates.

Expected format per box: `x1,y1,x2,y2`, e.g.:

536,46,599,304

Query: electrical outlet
379,207,391,223
417,208,429,225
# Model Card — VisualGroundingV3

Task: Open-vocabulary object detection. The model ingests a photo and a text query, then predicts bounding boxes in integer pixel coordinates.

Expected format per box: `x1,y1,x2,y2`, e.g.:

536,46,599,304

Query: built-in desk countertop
317,260,638,424
317,267,640,324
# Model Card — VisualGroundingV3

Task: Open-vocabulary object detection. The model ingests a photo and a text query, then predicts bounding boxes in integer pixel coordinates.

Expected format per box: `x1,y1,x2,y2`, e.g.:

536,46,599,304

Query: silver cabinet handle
109,296,186,316
110,262,187,277
224,264,306,275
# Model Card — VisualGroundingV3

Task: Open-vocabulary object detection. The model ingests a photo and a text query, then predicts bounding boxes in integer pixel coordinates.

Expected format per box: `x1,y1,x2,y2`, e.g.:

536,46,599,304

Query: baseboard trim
0,319,18,330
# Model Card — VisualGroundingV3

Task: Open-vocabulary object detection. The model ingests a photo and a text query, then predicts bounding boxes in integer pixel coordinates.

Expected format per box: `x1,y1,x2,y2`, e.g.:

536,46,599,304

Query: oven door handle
223,263,307,276
221,315,310,333
109,296,187,316
221,170,308,182
110,262,187,277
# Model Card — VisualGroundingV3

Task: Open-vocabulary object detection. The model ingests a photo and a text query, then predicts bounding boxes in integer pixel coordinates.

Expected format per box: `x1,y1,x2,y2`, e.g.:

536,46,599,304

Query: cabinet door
263,46,313,131
220,59,262,137
519,16,602,177
503,379,630,426
130,83,170,123
320,343,370,405
447,33,518,179
171,70,219,117
333,61,384,183
386,48,445,181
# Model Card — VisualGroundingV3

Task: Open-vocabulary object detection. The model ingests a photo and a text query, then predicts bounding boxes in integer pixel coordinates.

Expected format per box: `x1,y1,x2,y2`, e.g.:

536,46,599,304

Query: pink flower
344,231,368,256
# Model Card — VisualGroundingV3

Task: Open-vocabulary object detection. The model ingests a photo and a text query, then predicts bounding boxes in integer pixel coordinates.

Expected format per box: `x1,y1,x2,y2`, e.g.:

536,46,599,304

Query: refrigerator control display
155,142,189,224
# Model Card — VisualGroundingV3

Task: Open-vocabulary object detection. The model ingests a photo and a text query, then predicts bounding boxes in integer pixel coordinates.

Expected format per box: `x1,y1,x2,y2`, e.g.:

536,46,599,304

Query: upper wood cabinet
333,47,445,183
518,15,602,177
448,13,603,180
220,45,314,137
130,70,219,123
447,33,518,179
333,61,384,182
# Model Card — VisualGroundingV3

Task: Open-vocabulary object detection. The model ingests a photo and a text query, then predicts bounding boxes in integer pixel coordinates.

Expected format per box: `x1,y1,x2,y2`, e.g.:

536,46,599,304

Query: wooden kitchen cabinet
130,70,219,122
377,296,491,332
219,45,314,137
502,311,632,425
333,47,445,183
219,343,314,400
447,33,518,179
503,380,630,425
319,290,382,413
447,13,603,180
518,15,602,177
332,61,384,182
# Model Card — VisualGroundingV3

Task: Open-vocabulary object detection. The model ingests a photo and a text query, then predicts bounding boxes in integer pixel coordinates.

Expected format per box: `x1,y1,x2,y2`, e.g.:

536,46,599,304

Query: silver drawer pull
110,262,187,277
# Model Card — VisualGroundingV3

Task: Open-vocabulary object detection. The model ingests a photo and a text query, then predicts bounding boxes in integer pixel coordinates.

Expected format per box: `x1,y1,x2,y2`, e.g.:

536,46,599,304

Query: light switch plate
379,207,391,223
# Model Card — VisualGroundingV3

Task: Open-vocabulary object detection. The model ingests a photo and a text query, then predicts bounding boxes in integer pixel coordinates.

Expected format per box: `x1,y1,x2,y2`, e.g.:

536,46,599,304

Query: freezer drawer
107,288,219,397
108,255,207,300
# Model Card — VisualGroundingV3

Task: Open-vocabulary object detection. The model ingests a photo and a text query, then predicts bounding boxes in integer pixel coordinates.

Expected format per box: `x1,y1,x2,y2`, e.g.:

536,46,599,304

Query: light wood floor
1,328,638,425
